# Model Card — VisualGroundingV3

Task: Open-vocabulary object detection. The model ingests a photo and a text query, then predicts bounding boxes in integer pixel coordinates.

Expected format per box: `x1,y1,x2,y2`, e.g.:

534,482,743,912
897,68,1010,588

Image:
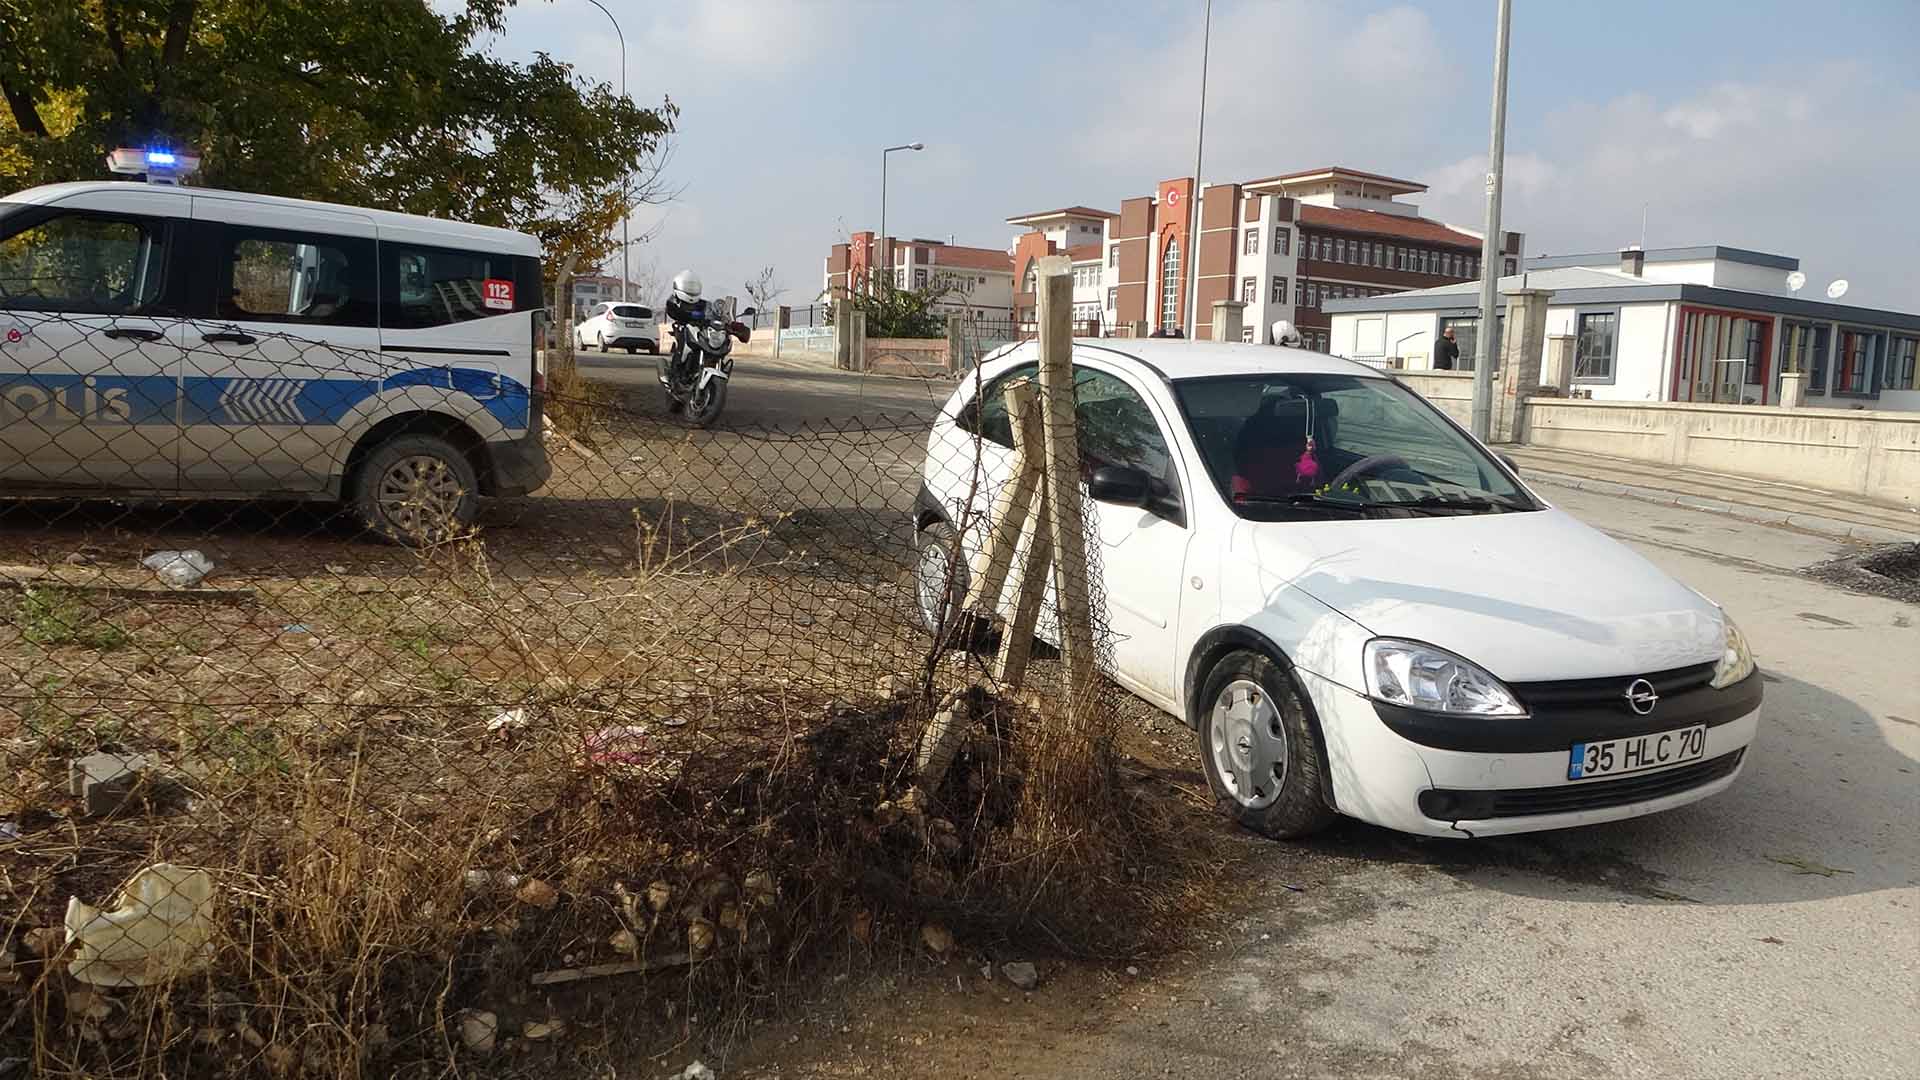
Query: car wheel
598,333,608,353
1196,650,1335,839
351,434,480,547
626,346,637,355
913,519,995,651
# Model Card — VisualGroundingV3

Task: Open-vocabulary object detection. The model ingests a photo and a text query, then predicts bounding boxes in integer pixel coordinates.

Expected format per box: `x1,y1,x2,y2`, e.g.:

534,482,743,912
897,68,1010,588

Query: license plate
1568,725,1706,781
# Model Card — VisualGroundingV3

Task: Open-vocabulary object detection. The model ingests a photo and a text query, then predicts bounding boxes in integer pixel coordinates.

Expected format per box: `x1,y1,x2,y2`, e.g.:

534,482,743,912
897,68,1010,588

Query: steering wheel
1324,453,1409,492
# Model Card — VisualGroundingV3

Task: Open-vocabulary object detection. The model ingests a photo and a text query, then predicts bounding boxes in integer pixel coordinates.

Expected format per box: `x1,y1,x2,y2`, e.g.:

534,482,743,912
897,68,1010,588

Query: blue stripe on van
1,368,530,431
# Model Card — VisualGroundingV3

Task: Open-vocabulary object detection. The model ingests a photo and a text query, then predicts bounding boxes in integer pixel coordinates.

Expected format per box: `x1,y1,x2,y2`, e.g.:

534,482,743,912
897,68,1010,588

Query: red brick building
824,231,1015,319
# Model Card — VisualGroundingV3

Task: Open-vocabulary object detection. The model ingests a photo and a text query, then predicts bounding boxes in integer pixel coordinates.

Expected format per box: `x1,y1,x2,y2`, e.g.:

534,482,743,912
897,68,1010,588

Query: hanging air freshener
1295,397,1320,484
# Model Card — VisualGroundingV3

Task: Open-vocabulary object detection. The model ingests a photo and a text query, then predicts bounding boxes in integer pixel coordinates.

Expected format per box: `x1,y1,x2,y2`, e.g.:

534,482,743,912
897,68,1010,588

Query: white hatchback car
576,301,657,354
915,340,1761,839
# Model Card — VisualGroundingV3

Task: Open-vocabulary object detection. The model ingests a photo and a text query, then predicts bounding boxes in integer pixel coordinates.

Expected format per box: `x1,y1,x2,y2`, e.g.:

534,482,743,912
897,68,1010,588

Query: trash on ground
584,724,654,769
486,707,530,734
0,821,18,841
64,863,216,986
675,1061,716,1080
142,550,213,587
529,951,691,986
280,623,311,634
68,751,152,817
521,1019,565,1040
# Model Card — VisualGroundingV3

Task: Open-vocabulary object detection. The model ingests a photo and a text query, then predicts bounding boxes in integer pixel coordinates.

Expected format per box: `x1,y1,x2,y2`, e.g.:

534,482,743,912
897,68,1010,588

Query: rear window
612,305,651,319
386,243,529,329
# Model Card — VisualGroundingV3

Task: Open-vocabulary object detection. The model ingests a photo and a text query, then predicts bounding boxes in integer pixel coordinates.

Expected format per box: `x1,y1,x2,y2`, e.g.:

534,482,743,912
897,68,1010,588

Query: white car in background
576,301,657,354
914,339,1762,840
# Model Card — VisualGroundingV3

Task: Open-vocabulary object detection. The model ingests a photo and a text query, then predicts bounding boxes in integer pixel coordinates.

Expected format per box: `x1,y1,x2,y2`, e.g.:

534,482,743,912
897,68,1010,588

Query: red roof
926,246,1012,273
1298,205,1480,248
1064,244,1102,262
1005,205,1118,224
1246,166,1427,191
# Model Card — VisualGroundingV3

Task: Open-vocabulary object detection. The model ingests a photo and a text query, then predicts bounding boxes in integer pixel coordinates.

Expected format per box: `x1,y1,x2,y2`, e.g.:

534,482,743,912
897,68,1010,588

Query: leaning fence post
993,485,1052,687
1032,255,1099,725
964,378,1042,620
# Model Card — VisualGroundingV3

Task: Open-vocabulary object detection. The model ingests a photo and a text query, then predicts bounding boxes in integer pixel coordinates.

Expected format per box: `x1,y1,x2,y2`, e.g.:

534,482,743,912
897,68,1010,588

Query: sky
474,0,1920,311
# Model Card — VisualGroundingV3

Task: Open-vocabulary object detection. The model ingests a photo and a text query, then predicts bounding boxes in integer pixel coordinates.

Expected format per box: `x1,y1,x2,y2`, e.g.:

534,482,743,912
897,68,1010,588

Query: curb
1525,469,1920,546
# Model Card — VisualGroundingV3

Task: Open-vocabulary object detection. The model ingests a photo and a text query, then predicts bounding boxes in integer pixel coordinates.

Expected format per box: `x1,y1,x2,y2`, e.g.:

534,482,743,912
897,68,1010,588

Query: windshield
612,305,650,319
1173,373,1536,519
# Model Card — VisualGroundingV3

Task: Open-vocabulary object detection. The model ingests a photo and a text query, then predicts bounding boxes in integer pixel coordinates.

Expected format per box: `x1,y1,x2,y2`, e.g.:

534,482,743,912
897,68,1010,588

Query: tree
829,267,958,339
745,265,783,315
0,0,675,278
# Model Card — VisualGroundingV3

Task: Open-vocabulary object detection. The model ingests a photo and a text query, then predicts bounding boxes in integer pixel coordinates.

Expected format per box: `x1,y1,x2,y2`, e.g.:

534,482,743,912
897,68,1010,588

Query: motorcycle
659,299,754,427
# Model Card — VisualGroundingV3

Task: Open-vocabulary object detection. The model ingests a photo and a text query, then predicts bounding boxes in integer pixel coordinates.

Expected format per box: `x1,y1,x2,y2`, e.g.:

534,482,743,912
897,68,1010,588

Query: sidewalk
1505,445,1920,546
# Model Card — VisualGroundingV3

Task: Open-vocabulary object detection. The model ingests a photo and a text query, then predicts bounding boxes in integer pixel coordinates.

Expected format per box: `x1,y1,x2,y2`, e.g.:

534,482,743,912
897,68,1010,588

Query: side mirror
1497,452,1519,474
739,306,757,318
1088,464,1150,506
729,320,751,343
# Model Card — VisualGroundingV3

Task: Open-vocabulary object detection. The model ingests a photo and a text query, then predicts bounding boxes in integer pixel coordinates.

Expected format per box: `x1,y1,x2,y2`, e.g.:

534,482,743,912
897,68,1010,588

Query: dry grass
0,476,1220,1077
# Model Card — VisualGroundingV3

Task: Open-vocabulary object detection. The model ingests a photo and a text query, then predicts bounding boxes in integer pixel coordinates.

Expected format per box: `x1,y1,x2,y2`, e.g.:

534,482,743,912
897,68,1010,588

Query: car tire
350,434,481,547
1195,650,1335,839
598,333,608,353
626,346,637,355
913,520,996,651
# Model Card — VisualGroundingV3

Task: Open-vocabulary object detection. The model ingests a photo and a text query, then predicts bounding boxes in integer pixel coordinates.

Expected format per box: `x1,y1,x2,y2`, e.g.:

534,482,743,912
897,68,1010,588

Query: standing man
1434,326,1461,370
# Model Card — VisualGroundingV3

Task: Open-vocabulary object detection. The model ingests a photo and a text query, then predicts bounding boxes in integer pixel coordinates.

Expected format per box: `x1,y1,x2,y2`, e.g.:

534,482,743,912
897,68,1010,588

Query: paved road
575,350,955,430
708,388,1917,1078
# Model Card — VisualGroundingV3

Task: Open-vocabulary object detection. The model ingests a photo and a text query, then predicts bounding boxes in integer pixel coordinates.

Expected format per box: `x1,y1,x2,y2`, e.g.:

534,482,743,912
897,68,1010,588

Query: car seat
1230,396,1312,499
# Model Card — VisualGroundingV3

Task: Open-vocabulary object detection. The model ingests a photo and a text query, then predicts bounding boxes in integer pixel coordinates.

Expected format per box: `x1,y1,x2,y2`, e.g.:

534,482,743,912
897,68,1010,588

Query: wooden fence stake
963,378,1042,619
1031,255,1099,724
992,487,1052,687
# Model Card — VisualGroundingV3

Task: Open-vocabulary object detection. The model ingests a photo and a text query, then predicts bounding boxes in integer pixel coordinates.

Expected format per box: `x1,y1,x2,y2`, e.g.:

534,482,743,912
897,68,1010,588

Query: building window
1108,246,1119,268
1573,311,1618,381
1673,307,1771,403
1159,238,1181,332
1889,335,1918,391
1442,314,1504,373
1274,227,1290,255
1835,328,1886,396
1504,258,1517,275
1334,238,1347,263
1106,286,1117,310
1779,320,1832,395
1272,276,1287,304
914,268,928,288
1241,276,1257,302
1310,235,1323,261
1244,228,1259,256
1295,278,1306,305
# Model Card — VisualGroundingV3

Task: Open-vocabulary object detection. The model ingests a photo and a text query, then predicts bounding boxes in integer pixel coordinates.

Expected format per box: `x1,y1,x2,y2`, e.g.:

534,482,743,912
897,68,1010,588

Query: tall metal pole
1469,0,1512,441
1184,0,1213,338
584,0,629,301
880,143,924,293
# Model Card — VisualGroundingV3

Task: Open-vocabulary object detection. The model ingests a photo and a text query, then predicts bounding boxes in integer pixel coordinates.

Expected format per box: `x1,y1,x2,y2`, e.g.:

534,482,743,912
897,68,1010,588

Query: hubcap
916,537,953,628
1209,678,1288,809
376,454,466,540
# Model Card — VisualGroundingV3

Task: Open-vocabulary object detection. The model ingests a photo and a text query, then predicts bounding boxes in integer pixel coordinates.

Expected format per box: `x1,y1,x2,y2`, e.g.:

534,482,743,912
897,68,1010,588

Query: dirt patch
1806,543,1920,604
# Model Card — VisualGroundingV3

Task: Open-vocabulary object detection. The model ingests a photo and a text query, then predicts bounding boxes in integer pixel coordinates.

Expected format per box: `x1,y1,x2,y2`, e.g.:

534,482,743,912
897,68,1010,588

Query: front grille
1420,749,1745,820
1511,661,1716,711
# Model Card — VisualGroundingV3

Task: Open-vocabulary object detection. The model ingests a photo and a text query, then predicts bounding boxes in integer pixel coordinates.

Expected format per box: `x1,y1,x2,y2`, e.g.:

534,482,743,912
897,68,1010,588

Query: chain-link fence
0,316,1190,1078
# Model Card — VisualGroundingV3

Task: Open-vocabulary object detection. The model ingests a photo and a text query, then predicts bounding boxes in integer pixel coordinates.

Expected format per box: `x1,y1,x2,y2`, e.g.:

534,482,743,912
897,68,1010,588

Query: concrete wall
1396,370,1488,427
1525,398,1920,508
1604,303,1672,401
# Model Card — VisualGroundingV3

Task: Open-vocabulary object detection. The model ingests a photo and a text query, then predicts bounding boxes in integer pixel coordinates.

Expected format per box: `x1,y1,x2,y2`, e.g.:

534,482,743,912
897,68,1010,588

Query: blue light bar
147,151,177,166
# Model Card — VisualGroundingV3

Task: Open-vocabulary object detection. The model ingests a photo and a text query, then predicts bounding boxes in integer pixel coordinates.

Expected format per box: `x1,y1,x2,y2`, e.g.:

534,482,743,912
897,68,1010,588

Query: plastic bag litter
486,708,529,734
64,863,215,986
142,550,213,587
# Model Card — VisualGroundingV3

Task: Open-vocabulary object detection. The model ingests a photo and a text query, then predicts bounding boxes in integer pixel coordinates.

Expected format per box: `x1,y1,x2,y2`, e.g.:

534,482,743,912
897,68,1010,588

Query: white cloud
1422,63,1919,308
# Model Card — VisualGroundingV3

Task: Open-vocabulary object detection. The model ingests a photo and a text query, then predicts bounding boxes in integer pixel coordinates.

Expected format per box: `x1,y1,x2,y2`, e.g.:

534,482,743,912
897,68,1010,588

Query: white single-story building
1323,246,1920,412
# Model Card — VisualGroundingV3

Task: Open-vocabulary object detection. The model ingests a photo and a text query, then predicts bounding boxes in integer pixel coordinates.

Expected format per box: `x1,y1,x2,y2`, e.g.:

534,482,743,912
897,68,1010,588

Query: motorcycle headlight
702,325,729,351
1363,638,1527,717
1710,613,1755,689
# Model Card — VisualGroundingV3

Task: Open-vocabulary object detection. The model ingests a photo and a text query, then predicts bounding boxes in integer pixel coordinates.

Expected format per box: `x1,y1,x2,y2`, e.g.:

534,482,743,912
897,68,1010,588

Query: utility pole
880,142,924,295
1470,0,1512,442
1183,0,1214,338
584,0,630,301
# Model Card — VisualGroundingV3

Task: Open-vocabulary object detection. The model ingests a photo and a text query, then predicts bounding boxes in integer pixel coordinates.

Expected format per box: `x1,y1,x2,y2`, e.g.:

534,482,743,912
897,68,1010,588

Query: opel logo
1624,678,1659,715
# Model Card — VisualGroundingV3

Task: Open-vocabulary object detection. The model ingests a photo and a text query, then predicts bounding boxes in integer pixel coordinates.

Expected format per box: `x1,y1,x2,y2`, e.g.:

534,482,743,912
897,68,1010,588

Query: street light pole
1184,0,1213,339
584,0,630,301
1470,0,1512,442
879,142,924,292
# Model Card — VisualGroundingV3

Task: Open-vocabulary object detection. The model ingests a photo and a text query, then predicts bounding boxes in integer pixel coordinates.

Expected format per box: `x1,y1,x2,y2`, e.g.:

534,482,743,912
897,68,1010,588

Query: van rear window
386,244,524,329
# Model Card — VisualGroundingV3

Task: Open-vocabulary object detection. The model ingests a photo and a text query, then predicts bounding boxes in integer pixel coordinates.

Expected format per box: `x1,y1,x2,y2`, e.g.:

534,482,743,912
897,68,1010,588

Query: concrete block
1618,484,1680,506
1734,506,1794,525
1849,523,1920,545
68,752,151,817
1784,513,1858,541
914,704,967,790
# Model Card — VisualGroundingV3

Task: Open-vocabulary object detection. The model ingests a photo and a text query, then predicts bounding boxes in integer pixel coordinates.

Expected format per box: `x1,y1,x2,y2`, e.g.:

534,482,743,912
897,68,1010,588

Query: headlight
1363,638,1527,716
1710,613,1755,688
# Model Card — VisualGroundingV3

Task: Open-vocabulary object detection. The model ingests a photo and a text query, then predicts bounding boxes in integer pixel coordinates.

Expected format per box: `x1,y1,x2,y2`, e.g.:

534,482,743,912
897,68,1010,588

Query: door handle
201,331,257,345
100,327,164,343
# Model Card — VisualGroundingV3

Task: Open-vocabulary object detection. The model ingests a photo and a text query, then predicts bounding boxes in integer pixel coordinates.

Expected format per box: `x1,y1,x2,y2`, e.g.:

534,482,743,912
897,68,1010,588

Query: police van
0,172,551,543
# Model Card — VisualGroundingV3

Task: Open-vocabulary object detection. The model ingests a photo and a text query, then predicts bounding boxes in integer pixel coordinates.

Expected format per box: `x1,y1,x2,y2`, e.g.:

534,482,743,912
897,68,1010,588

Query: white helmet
671,269,703,303
1271,319,1303,347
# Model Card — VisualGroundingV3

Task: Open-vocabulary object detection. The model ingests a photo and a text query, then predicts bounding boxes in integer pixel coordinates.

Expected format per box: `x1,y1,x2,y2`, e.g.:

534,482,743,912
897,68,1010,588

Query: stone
514,879,559,909
458,1010,498,1053
1001,961,1039,990
608,929,639,956
742,869,777,909
646,880,674,912
67,752,151,817
687,918,716,957
521,1020,564,1040
914,705,968,789
920,923,954,960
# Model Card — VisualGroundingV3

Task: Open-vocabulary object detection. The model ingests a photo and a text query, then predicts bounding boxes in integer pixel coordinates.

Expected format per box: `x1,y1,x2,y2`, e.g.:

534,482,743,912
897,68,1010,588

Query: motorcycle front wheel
658,352,685,413
684,377,727,428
